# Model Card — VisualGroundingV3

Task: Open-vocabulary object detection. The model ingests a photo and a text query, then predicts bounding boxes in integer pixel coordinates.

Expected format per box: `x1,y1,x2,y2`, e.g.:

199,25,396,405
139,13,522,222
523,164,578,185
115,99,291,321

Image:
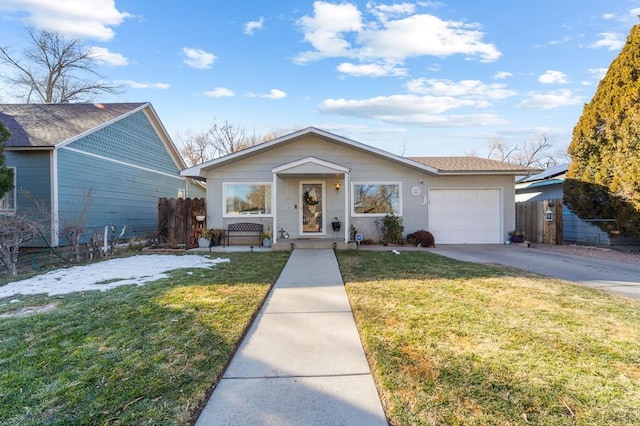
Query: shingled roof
408,156,535,174
0,103,147,148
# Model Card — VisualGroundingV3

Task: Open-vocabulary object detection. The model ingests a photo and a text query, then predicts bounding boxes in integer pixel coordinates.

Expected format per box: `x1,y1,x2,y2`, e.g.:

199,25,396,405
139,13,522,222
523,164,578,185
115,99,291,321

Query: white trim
50,149,59,247
272,156,350,174
351,181,403,217
344,173,350,243
61,146,186,180
272,173,278,243
222,182,273,218
180,127,439,178
0,167,17,213
299,180,326,236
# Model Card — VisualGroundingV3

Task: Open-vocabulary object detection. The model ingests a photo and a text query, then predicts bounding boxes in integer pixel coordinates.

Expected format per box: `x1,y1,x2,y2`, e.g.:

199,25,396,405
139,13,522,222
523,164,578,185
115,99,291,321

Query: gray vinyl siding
204,135,516,242
4,150,53,246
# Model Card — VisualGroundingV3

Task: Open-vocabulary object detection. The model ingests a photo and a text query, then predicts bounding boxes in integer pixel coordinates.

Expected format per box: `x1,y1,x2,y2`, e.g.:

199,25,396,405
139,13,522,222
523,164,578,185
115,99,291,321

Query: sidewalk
195,249,388,425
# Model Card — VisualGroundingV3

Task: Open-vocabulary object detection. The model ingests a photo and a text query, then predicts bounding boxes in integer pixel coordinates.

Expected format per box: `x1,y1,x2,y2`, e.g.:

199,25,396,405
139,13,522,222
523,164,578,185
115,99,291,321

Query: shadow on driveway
432,244,640,299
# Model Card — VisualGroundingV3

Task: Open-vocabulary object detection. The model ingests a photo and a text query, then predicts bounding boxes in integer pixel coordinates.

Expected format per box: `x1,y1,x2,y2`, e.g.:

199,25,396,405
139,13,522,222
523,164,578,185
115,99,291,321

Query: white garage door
428,188,502,244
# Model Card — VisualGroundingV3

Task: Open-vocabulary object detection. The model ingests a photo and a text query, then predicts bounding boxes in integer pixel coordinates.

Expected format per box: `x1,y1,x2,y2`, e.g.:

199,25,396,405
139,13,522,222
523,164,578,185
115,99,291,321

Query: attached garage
428,188,502,244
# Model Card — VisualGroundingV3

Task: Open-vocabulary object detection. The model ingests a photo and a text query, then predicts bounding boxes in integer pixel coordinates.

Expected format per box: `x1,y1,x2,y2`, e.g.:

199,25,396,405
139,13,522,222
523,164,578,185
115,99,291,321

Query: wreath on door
303,190,319,206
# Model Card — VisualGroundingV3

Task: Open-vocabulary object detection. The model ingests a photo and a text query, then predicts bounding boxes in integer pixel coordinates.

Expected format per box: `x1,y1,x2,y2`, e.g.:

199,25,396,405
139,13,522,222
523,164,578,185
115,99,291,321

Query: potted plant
208,229,225,246
508,230,526,243
262,227,272,248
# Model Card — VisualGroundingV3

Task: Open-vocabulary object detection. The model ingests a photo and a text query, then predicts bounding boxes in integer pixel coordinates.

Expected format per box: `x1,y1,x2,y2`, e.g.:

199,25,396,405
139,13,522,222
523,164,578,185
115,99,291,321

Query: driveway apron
196,249,388,426
433,244,640,299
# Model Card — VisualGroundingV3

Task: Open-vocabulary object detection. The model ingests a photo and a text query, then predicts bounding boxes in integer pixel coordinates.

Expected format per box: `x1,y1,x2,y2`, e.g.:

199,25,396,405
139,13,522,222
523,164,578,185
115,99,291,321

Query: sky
0,0,638,158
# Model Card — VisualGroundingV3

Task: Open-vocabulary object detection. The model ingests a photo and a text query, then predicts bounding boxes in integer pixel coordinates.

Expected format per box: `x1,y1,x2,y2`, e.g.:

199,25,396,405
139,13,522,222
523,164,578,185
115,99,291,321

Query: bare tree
176,129,214,167
0,215,38,277
0,27,122,103
486,133,569,168
208,118,260,156
177,119,289,165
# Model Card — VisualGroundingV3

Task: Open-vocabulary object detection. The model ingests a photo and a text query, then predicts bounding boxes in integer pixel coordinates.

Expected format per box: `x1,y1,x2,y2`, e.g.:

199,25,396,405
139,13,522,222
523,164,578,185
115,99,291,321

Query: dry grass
338,250,640,425
0,252,289,425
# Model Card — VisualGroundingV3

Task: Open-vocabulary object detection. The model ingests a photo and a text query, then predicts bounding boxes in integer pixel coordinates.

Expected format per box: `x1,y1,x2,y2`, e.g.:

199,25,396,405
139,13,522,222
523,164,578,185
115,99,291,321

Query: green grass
337,250,640,426
0,252,289,425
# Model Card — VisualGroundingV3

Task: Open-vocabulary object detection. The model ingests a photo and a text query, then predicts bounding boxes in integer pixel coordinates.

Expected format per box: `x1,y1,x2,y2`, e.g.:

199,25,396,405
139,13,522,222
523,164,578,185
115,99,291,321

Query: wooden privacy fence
515,198,563,245
157,197,206,246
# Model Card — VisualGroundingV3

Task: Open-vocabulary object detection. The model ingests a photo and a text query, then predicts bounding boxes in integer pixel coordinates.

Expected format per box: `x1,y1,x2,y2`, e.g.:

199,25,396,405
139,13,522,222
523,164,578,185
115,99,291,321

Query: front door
301,182,324,235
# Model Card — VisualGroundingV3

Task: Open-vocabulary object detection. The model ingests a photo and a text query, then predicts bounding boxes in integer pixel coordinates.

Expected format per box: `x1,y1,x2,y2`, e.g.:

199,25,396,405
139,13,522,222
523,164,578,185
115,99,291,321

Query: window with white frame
352,183,401,215
224,183,271,216
0,167,16,212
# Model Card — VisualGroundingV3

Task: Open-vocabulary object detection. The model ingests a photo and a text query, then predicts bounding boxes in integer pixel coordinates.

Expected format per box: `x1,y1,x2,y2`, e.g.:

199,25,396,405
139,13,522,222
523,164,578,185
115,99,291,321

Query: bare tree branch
485,133,568,168
0,27,122,103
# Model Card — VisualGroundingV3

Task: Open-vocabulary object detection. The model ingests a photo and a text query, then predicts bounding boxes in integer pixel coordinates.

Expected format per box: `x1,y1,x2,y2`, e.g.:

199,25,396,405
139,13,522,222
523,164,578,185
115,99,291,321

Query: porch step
272,239,357,251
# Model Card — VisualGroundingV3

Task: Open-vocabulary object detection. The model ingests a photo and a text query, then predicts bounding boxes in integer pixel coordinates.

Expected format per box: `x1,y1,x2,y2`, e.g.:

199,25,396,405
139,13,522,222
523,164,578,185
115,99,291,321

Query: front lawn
0,252,289,425
338,250,640,425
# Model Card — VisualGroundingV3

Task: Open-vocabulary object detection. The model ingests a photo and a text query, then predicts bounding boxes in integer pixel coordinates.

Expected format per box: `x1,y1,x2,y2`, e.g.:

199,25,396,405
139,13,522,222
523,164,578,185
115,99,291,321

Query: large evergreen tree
565,24,640,237
0,121,13,200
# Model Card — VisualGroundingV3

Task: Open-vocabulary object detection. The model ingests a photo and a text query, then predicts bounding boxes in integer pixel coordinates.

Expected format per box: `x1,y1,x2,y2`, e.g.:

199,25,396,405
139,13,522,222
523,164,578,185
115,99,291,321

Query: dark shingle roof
0,103,147,148
408,156,534,173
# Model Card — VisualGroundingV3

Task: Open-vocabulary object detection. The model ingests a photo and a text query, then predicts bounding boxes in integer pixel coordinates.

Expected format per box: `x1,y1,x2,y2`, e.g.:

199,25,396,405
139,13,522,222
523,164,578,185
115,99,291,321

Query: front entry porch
272,238,357,251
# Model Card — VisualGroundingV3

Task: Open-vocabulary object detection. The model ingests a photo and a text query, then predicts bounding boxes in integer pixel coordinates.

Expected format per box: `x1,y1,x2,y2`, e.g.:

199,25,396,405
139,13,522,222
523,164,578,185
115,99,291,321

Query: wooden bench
225,222,263,247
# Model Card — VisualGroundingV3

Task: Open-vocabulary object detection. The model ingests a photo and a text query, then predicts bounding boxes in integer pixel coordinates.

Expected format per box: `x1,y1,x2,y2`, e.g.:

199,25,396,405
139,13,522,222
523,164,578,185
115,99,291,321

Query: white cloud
590,32,625,51
204,87,235,98
602,13,616,20
115,80,170,89
493,71,512,80
367,2,416,22
337,61,407,77
295,1,363,63
517,89,583,109
538,70,569,84
295,2,501,65
406,78,516,101
244,17,264,35
183,48,216,69
246,89,287,99
259,89,287,99
88,46,128,66
588,67,607,80
319,94,506,126
0,0,132,41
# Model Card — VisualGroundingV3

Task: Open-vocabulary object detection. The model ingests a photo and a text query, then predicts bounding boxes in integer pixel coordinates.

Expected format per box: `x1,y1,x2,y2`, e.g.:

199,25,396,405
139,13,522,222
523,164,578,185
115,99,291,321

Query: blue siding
4,150,53,246
68,110,178,175
57,148,185,242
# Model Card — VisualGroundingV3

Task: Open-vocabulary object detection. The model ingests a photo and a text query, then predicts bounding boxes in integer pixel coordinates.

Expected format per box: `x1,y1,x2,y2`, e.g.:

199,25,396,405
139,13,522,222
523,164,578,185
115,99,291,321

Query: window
352,183,401,215
224,183,271,216
0,167,16,212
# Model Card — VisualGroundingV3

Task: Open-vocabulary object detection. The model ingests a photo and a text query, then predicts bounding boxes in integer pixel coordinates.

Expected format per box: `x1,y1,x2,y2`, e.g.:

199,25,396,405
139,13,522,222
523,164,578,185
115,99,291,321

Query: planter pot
210,237,221,247
510,236,524,243
331,221,342,231
262,238,272,248
198,237,210,248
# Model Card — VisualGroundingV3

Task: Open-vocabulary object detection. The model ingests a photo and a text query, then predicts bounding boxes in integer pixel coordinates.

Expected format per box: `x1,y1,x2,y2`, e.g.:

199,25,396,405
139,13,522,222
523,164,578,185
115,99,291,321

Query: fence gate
157,197,206,246
515,198,563,245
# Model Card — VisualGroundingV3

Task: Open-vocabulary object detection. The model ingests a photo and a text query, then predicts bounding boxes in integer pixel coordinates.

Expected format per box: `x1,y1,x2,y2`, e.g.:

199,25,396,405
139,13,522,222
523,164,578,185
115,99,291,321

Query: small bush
406,230,436,247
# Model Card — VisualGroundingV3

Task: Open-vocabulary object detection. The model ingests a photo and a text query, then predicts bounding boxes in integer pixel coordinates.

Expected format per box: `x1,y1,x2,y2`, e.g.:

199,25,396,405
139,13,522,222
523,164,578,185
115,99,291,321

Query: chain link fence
3,223,156,278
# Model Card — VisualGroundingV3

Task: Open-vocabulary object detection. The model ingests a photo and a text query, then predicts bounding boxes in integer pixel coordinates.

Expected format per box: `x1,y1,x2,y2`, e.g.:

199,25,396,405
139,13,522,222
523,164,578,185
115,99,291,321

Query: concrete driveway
432,244,640,299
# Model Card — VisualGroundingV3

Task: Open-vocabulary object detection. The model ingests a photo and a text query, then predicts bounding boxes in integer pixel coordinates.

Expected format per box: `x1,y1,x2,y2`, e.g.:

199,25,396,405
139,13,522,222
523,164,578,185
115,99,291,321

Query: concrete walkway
196,249,388,426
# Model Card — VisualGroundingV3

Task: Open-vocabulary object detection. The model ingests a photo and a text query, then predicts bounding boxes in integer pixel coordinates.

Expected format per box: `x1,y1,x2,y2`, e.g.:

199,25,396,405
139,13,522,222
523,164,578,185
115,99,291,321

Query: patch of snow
0,255,229,298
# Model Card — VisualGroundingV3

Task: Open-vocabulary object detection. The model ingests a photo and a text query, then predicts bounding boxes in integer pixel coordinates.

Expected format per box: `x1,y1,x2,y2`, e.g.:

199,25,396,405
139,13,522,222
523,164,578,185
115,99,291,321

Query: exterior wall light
335,181,341,192
545,207,553,222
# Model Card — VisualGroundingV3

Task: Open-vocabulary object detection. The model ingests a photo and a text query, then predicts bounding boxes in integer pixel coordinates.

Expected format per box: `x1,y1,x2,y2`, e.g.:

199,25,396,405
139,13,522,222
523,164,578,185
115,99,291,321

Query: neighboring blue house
0,102,204,247
515,164,612,245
